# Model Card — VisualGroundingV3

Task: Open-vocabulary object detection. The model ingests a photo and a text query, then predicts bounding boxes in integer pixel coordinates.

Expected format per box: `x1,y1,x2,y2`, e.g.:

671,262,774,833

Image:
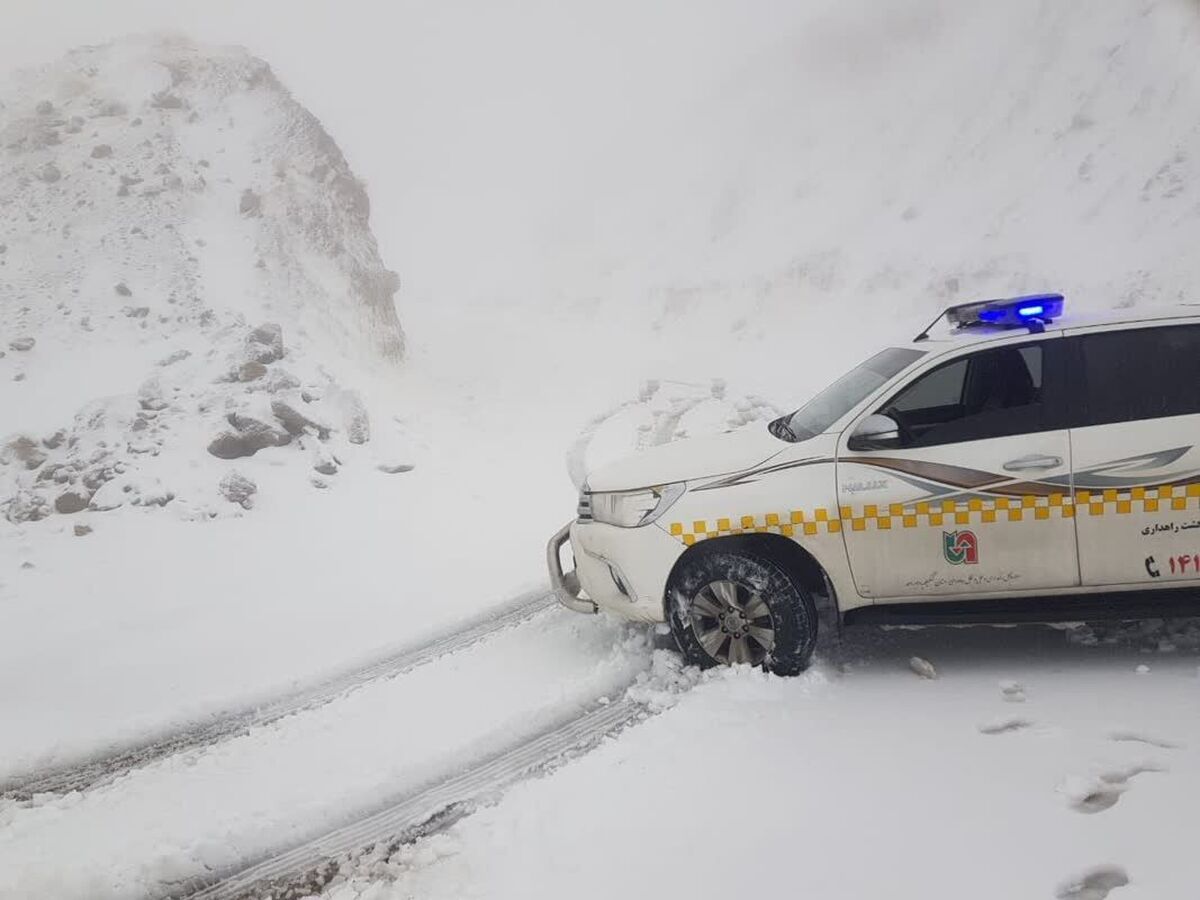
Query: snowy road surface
1,592,556,801
0,606,652,899
183,697,648,900
316,622,1200,900
2,609,1196,900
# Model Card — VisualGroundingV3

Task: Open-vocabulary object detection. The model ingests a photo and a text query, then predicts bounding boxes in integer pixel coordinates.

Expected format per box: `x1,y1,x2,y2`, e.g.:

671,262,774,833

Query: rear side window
1078,324,1200,426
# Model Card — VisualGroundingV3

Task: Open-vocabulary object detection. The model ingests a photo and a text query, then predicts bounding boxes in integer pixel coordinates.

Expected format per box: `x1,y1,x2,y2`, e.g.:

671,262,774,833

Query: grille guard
546,521,598,614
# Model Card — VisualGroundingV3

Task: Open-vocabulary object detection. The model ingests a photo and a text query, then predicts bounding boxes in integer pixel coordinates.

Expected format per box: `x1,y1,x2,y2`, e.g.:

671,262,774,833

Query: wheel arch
663,534,838,621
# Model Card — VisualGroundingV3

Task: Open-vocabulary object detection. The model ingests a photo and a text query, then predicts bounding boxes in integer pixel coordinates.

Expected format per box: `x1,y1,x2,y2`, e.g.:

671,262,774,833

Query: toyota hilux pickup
548,294,1200,673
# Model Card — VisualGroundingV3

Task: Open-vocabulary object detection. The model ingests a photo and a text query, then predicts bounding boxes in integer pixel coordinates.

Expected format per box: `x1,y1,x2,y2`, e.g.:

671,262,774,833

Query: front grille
576,490,593,522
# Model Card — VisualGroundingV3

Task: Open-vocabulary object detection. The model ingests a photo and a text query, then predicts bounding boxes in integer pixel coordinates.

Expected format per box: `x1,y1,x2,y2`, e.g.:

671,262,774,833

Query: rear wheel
667,547,817,676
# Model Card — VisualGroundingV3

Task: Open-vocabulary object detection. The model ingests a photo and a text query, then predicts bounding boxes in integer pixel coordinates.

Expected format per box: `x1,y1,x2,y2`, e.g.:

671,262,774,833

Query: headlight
589,483,686,528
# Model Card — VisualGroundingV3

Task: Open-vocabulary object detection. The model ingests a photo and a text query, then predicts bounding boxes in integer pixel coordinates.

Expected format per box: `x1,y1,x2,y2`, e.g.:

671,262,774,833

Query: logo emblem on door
943,530,979,566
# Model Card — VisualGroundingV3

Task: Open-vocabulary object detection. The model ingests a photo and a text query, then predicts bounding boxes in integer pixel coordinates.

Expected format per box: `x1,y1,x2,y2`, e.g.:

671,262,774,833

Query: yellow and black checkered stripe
1074,484,1200,516
667,483,1200,546
669,508,844,545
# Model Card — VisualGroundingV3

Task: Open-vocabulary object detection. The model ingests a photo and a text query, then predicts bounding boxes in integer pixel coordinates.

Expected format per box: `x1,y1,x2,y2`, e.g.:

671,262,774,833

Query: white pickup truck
549,295,1200,673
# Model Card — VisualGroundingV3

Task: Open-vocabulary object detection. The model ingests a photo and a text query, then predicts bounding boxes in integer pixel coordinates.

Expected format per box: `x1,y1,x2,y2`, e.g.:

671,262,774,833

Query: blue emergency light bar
976,293,1064,326
914,293,1066,341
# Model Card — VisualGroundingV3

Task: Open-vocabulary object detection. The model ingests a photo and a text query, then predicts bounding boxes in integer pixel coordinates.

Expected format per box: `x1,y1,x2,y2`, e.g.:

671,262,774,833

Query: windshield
769,347,926,442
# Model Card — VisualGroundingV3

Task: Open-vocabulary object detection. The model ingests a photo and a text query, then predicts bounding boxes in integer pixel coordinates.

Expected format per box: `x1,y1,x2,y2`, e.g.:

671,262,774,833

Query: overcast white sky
0,2,807,307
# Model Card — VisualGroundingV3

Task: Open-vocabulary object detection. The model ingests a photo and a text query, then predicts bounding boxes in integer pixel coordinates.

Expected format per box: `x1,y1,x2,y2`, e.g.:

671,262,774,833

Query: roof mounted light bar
914,293,1065,341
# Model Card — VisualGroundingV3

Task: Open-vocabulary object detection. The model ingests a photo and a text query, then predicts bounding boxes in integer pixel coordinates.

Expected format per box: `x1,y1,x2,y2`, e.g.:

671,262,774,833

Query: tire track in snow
168,696,647,900
1,590,558,801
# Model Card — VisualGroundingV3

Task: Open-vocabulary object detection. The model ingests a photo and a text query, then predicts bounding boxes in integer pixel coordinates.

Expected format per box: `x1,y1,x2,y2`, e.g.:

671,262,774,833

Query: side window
1079,325,1200,426
891,358,966,412
882,344,1046,447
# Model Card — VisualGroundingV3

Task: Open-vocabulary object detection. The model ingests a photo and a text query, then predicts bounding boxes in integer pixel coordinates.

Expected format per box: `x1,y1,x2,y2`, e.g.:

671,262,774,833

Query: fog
10,1,1198,395
0,1,810,313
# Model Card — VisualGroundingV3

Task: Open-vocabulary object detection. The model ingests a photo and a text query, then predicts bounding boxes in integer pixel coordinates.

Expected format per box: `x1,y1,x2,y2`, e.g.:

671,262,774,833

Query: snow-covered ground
2,0,1200,898
324,625,1200,900
0,609,651,898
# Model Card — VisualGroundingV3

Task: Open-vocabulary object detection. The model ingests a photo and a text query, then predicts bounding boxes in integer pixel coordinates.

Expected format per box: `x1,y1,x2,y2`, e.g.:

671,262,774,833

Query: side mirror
848,413,901,451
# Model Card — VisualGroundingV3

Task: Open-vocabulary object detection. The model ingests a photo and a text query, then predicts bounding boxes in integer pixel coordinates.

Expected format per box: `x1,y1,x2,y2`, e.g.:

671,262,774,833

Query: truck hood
586,427,787,492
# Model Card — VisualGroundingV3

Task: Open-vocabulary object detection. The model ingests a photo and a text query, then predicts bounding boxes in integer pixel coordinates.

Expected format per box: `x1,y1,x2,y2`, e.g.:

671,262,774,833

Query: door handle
1002,454,1063,472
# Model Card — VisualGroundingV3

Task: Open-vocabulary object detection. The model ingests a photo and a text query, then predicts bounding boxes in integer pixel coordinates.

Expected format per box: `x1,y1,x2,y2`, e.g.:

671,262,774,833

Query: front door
1068,322,1200,588
836,336,1079,600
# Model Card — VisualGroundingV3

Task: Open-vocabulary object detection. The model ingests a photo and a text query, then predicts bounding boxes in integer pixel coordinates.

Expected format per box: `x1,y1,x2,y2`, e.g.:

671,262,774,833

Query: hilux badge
943,530,979,566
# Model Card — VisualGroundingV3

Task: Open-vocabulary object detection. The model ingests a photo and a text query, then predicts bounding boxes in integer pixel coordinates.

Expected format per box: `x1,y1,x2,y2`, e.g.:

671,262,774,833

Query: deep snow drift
0,35,403,524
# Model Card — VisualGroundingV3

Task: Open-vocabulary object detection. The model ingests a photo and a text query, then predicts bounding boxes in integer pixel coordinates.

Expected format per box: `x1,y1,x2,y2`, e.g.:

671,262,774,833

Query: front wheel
666,547,817,676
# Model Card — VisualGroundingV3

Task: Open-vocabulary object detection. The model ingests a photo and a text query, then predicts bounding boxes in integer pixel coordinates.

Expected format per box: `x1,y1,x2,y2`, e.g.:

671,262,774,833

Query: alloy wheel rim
688,579,775,666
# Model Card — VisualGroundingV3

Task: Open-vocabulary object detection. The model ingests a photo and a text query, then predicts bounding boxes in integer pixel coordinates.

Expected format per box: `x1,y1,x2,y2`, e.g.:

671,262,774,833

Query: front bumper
547,522,599,614
546,518,683,622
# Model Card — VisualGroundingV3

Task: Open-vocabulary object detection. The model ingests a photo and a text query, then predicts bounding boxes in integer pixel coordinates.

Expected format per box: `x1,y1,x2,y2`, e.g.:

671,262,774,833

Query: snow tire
667,546,817,676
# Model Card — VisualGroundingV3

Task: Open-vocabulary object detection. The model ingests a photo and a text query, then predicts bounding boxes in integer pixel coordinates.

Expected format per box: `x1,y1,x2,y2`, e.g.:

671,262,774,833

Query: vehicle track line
1,590,558,801
169,697,645,900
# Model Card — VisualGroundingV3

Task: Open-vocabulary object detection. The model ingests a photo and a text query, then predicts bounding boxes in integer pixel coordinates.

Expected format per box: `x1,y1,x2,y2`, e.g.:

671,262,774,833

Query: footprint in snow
1102,762,1167,783
1109,730,1182,750
1059,763,1165,814
1055,864,1129,900
1060,774,1124,814
977,716,1032,735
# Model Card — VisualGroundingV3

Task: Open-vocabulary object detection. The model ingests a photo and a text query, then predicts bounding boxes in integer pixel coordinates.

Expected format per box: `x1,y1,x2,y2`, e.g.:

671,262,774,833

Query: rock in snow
208,414,292,460
0,35,404,522
311,444,339,475
2,436,47,470
237,361,268,382
244,323,285,364
53,488,91,514
271,399,332,439
4,491,50,524
218,471,257,509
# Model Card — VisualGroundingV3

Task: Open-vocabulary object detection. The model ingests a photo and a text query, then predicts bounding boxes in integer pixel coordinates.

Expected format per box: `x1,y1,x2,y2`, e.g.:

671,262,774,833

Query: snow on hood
585,426,785,492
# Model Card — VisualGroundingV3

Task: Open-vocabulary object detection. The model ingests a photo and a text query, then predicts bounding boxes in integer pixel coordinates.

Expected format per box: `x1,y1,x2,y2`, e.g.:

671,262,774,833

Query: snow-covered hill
0,35,404,523
428,0,1198,368
397,0,1200,477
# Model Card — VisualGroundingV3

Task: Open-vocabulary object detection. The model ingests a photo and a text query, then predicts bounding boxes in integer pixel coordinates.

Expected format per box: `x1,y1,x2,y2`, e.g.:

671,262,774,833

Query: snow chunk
908,656,938,680
999,679,1026,703
219,471,257,509
4,490,50,523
